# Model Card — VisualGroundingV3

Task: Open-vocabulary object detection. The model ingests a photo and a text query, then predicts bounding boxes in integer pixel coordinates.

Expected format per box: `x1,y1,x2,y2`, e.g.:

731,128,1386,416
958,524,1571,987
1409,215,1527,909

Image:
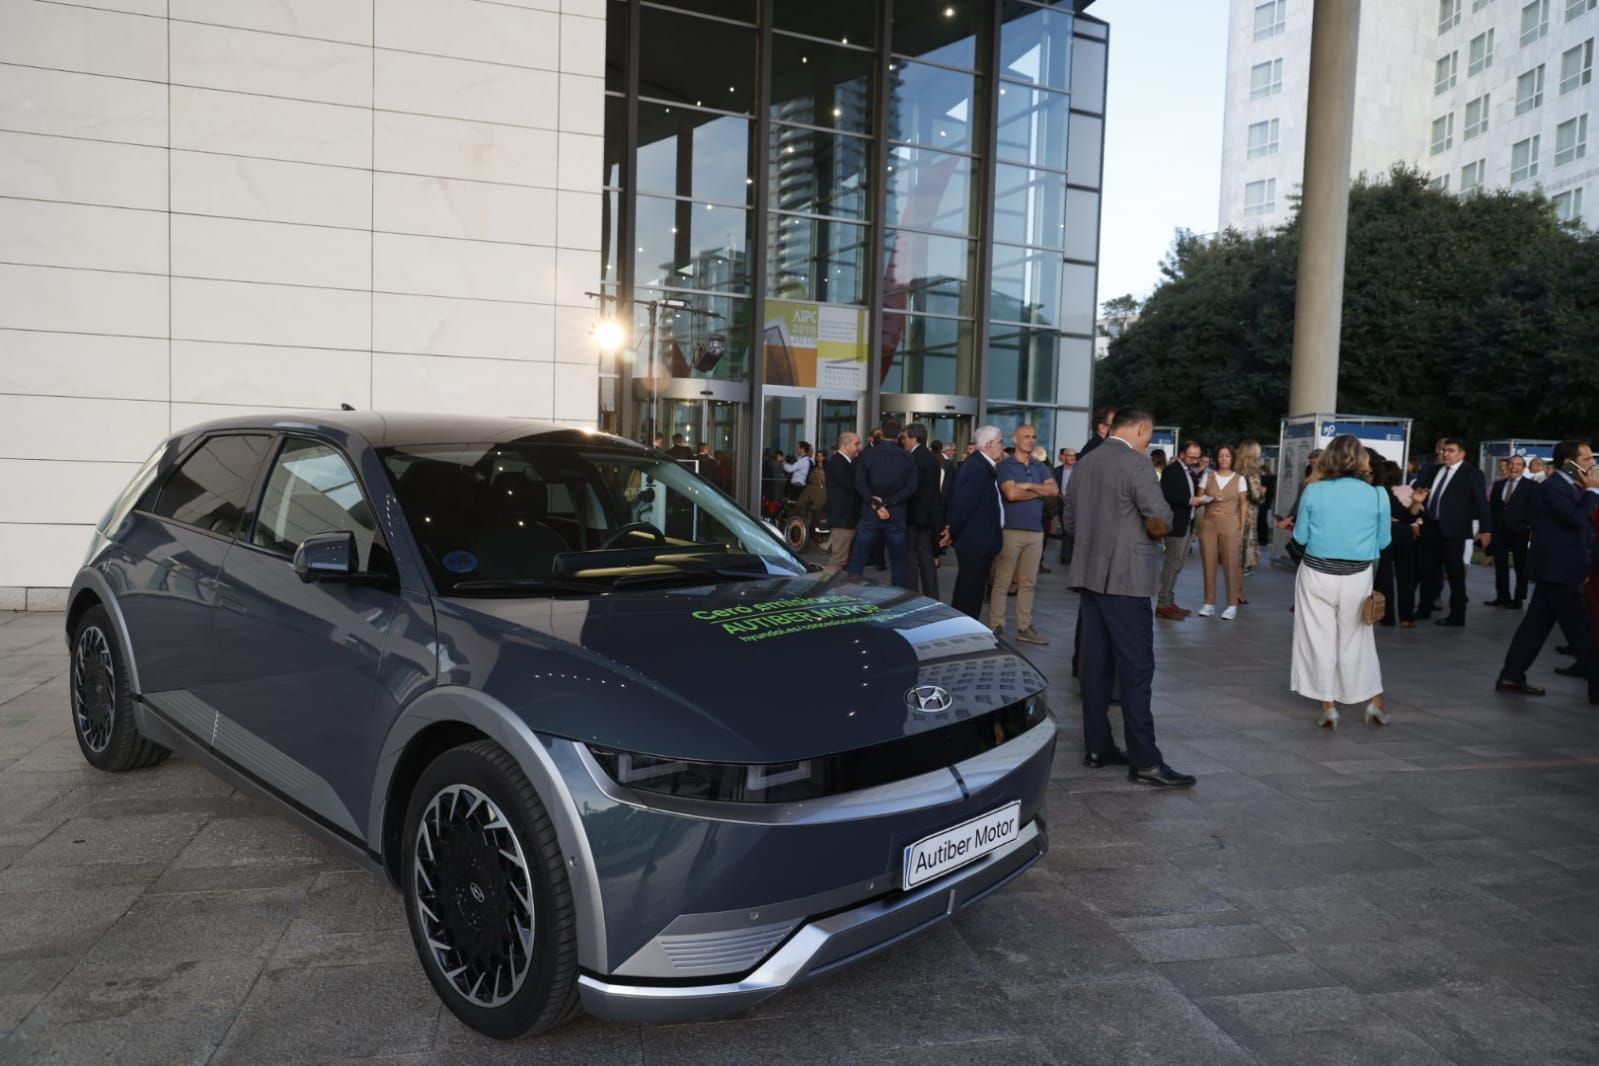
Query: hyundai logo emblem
905,685,953,714
469,882,486,904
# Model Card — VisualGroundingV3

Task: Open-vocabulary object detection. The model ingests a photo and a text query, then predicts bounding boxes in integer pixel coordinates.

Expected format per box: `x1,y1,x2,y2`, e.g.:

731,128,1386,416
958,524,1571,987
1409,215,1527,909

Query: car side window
151,434,273,536
252,439,381,569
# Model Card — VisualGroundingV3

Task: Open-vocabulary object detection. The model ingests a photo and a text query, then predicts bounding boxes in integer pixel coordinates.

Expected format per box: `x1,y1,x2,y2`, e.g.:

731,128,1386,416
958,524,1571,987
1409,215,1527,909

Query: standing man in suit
1416,438,1492,626
822,431,862,575
1054,448,1078,564
903,422,946,598
1065,409,1195,787
1155,440,1206,621
947,426,1006,619
1496,440,1599,702
1079,406,1116,459
848,419,917,587
1486,454,1533,608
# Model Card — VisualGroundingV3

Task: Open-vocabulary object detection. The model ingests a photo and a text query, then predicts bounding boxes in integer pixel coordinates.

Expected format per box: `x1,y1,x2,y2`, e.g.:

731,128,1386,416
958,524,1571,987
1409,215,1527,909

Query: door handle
219,595,247,615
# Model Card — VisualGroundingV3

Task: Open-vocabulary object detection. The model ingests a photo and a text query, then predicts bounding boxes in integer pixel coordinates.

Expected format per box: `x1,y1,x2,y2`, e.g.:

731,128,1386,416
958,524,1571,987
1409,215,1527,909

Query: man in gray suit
1064,408,1197,788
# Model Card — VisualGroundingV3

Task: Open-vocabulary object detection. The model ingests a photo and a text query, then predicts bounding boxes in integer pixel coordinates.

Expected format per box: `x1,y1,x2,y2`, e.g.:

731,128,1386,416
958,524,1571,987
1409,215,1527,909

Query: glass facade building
600,0,1107,507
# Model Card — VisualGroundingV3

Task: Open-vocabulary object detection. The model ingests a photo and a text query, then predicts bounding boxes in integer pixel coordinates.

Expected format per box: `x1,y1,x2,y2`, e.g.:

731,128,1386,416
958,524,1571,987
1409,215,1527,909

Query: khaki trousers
1198,521,1242,606
989,529,1043,631
824,526,856,575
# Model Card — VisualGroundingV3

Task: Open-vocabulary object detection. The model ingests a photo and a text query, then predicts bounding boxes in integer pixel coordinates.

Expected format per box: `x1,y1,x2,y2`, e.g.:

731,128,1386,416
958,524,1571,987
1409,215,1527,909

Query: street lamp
593,317,627,355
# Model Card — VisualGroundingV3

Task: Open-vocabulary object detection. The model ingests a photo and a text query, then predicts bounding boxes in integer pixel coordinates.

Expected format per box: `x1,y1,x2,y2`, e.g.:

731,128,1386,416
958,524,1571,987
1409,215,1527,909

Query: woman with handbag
1289,435,1393,729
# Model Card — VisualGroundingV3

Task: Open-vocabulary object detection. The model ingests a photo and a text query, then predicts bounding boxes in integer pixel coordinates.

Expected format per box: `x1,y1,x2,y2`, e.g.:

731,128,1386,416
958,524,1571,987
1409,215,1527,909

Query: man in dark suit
1154,440,1205,620
1064,408,1194,788
821,432,862,575
1078,406,1116,459
903,422,945,598
1053,447,1078,564
1486,454,1533,608
947,425,1006,619
1416,437,1492,626
848,418,917,587
1496,439,1599,702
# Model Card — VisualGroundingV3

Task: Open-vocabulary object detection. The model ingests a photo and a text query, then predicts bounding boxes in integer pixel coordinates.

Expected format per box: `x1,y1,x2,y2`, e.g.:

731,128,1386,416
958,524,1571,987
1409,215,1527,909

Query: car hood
431,573,1047,765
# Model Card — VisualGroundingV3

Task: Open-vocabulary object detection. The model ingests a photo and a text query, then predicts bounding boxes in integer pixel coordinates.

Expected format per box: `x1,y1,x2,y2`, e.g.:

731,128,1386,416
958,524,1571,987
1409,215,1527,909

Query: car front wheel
401,740,580,1040
69,605,169,772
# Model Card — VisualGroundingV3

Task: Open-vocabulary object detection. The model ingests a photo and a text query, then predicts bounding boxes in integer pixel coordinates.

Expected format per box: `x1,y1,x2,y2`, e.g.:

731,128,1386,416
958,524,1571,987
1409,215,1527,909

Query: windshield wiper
449,577,603,596
607,567,775,589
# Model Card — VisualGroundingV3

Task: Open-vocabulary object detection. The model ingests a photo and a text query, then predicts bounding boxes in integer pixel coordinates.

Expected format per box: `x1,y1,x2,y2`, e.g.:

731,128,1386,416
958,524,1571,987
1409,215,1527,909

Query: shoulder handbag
1363,487,1387,625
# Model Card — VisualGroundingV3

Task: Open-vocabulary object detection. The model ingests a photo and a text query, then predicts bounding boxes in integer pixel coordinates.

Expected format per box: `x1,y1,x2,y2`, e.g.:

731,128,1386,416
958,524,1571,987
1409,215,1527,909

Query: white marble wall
0,0,608,603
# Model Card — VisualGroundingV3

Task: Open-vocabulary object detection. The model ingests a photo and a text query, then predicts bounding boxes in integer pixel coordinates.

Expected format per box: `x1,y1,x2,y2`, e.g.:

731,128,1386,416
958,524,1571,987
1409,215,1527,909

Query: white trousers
1291,565,1383,704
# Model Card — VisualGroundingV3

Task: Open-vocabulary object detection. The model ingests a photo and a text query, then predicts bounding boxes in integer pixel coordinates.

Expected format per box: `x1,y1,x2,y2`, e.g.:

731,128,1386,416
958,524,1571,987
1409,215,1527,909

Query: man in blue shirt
990,425,1058,644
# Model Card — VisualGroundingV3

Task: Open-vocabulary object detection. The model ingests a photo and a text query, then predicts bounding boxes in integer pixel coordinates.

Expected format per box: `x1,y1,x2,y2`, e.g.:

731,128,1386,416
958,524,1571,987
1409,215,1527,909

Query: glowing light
593,317,628,353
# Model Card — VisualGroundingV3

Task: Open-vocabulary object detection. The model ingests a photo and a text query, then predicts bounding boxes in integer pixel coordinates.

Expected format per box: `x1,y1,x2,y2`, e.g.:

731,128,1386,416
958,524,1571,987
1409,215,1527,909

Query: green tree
1096,166,1599,451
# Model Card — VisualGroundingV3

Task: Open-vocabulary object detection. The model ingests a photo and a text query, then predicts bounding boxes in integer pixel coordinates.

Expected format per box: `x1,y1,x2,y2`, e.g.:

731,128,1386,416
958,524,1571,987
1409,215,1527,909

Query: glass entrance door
660,396,744,495
881,410,973,454
761,389,861,514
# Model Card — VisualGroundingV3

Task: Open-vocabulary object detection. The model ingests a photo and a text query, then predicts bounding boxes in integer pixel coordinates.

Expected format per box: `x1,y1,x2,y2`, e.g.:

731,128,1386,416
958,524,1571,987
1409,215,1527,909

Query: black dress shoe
1554,663,1587,678
1483,598,1507,607
1083,749,1129,769
1435,618,1465,627
1495,679,1546,696
1129,764,1197,788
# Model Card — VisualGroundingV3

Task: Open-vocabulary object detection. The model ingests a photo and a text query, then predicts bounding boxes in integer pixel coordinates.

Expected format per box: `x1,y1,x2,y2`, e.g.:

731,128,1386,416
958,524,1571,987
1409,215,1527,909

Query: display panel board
1274,413,1413,569
1479,439,1557,473
1147,425,1180,456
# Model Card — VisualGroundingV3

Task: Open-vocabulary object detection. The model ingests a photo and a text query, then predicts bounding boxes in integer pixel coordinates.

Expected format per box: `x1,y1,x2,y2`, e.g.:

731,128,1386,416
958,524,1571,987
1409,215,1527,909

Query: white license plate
902,801,1021,890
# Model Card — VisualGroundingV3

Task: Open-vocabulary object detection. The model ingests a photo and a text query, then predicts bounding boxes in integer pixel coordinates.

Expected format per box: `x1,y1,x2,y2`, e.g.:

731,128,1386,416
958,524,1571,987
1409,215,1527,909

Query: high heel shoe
1364,702,1390,726
1318,706,1339,730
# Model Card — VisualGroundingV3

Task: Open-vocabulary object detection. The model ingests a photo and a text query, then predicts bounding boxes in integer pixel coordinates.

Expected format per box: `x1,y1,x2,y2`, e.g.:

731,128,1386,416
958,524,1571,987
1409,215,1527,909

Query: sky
1091,0,1230,305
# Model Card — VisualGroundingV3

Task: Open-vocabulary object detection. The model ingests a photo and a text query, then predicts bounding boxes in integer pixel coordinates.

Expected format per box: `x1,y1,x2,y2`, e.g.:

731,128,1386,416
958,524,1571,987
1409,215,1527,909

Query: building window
1552,187,1584,221
1568,0,1597,19
1560,39,1595,92
1253,0,1286,40
1247,118,1280,157
1512,134,1541,182
1440,0,1463,31
1465,93,1491,138
1555,114,1589,164
1435,52,1459,94
1243,178,1276,217
1431,113,1456,154
1469,30,1495,74
1250,58,1284,98
1515,64,1546,112
1430,174,1451,191
1521,0,1550,45
1475,0,1493,9
1461,158,1486,191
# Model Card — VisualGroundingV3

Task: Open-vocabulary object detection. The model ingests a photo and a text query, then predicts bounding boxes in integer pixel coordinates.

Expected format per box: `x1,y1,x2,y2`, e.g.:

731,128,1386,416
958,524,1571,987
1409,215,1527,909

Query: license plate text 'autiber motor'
902,802,1021,889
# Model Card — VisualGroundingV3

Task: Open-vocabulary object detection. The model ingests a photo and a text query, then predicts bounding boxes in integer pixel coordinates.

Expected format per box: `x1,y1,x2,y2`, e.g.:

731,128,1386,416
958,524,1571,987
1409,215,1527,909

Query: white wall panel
0,199,167,274
170,21,372,107
0,65,166,144
373,294,554,361
559,14,606,79
0,0,167,82
0,330,168,402
0,523,96,588
0,264,168,336
555,190,601,251
556,131,602,191
170,0,373,45
172,215,370,289
373,173,556,245
374,51,557,129
375,111,558,186
171,152,371,229
60,0,166,15
172,278,370,349
170,342,371,408
552,362,597,424
0,460,141,525
551,305,600,365
374,0,558,70
371,352,553,418
172,86,371,168
169,402,307,432
553,248,600,308
0,132,166,210
0,395,169,462
558,73,605,135
373,234,555,303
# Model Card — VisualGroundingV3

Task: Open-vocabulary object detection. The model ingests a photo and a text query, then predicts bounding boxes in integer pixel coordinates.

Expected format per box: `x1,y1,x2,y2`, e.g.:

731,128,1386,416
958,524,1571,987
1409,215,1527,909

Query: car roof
173,411,646,452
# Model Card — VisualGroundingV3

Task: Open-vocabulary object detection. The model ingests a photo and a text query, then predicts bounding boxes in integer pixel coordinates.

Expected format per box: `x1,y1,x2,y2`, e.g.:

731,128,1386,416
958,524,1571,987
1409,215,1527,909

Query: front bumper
576,815,1045,1023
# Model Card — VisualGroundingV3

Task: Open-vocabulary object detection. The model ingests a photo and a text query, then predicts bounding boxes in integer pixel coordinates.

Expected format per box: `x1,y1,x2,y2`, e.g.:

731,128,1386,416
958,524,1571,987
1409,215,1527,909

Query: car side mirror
293,531,358,583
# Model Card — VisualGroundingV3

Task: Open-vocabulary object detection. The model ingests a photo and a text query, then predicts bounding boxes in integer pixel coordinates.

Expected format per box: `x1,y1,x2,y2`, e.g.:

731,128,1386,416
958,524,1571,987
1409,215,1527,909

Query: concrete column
1288,0,1361,416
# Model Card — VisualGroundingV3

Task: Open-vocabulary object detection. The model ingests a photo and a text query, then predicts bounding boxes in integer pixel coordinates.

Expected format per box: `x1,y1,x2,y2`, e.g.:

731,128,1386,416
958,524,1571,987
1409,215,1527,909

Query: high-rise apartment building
1219,0,1597,231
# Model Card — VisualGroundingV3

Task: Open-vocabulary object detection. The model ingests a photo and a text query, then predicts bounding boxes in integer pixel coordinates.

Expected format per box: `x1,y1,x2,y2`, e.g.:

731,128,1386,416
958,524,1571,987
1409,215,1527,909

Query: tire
401,740,581,1040
69,605,169,772
783,514,808,553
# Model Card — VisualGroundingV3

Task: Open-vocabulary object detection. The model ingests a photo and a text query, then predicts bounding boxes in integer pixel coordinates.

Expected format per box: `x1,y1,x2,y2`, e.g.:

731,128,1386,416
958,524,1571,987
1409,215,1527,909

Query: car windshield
380,441,805,595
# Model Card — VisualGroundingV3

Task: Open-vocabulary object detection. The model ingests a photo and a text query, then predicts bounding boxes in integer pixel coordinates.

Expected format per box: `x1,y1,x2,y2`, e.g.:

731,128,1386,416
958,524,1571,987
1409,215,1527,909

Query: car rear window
151,434,272,536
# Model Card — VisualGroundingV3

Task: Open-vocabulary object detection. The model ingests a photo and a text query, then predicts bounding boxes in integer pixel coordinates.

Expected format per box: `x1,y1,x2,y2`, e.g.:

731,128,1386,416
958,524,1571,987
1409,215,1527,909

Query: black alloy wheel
68,604,169,772
402,741,580,1039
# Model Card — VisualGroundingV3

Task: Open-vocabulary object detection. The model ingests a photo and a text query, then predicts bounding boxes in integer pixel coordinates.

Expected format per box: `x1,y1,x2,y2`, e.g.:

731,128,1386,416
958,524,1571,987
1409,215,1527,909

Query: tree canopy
1095,166,1599,452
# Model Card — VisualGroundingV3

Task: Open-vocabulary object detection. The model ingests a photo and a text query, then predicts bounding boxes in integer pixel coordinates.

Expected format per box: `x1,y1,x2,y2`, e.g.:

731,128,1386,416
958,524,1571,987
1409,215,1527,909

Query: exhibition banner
762,300,869,390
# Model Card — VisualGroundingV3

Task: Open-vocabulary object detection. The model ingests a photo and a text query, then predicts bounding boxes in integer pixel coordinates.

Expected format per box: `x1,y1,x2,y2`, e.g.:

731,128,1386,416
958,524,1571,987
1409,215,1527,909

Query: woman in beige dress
1236,440,1268,599
1196,444,1250,619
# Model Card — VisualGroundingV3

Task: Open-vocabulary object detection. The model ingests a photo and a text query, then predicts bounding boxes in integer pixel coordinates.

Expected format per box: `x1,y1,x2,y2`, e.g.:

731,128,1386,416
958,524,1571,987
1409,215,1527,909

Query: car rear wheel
783,514,808,553
402,740,580,1040
69,605,169,772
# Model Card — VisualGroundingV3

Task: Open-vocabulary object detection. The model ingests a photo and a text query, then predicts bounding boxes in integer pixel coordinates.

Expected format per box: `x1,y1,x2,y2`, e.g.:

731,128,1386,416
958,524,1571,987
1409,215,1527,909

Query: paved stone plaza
1,555,1597,1065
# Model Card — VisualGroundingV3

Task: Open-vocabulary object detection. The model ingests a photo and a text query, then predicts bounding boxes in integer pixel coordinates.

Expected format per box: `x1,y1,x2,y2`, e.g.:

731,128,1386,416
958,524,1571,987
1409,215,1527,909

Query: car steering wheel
601,522,668,549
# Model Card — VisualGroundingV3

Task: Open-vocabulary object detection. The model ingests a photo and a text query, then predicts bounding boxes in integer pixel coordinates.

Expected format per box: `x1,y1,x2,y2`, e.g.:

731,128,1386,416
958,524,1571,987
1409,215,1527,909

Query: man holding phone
1496,440,1599,702
1416,438,1492,627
